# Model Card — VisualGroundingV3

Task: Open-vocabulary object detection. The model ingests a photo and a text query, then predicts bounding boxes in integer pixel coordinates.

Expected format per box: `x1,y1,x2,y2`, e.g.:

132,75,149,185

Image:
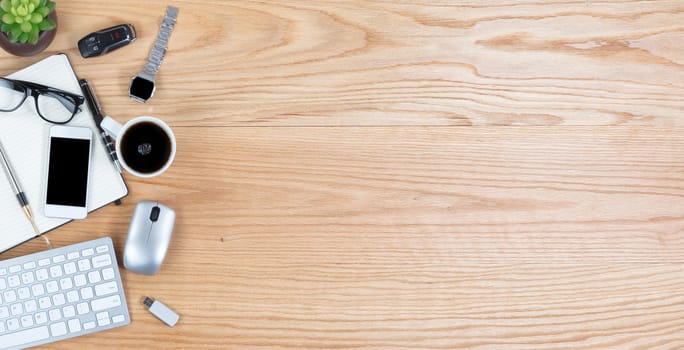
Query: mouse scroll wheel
150,206,161,222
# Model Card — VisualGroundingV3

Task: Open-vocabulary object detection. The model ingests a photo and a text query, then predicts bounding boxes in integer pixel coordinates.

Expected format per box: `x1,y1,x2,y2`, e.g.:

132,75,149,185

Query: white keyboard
0,237,130,349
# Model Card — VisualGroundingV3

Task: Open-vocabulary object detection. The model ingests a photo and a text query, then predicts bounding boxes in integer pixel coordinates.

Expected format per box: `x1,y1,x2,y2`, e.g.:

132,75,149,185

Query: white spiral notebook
0,53,128,252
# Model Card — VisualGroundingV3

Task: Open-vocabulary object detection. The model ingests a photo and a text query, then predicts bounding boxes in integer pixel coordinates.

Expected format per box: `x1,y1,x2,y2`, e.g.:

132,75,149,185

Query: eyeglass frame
0,77,85,125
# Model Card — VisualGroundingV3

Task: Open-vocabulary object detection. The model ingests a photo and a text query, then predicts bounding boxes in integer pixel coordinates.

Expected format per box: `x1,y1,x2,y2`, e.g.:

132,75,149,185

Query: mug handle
101,116,123,139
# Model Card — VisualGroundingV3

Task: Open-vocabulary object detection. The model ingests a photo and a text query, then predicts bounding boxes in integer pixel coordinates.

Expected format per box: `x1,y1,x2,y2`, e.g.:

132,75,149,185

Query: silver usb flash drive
144,297,180,327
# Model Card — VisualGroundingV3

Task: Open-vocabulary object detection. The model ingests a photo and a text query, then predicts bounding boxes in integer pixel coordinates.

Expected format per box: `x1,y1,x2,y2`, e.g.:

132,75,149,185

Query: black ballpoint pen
79,79,122,174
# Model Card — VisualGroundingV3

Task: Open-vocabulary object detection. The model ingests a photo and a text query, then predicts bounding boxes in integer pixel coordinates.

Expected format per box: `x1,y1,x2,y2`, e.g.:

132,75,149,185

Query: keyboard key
0,268,6,275
80,287,94,300
102,268,115,280
63,305,76,318
60,277,73,290
21,314,34,327
83,321,96,330
8,265,21,274
50,265,63,278
50,321,67,336
88,271,101,284
96,311,109,320
0,325,49,347
53,293,66,306
52,255,65,263
21,271,35,284
49,309,62,321
46,280,59,293
82,248,94,257
68,318,82,333
67,252,80,260
10,303,23,315
38,258,50,267
95,281,118,297
4,290,17,303
97,317,111,327
96,245,109,253
17,287,30,299
67,290,80,303
35,311,47,324
0,321,4,332
23,261,36,270
77,302,90,315
7,318,19,330
91,295,121,312
78,259,92,272
64,262,77,275
0,277,6,290
36,268,49,281
7,275,20,288
32,283,45,296
74,274,87,287
24,299,37,313
112,314,125,323
38,296,51,309
0,306,9,318
92,255,112,268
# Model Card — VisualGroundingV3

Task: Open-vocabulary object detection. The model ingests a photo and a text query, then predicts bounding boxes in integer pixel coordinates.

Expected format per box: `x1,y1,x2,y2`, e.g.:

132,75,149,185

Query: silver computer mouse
123,201,176,275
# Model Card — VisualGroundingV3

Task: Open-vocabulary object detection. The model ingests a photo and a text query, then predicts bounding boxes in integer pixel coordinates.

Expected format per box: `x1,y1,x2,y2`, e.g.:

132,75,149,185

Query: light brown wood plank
6,126,683,265
1,1,681,126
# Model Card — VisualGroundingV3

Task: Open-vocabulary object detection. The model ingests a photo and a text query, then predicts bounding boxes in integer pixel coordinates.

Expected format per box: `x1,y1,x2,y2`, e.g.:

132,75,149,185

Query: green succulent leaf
35,5,46,16
13,14,20,23
0,0,11,12
28,11,39,22
37,16,52,30
18,31,28,43
44,0,53,12
19,20,30,32
2,13,13,24
10,22,20,35
15,4,26,16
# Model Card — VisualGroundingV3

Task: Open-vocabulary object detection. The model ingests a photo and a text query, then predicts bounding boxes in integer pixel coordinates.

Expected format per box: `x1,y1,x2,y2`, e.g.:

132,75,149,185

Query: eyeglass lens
37,92,78,123
0,79,79,124
0,79,27,112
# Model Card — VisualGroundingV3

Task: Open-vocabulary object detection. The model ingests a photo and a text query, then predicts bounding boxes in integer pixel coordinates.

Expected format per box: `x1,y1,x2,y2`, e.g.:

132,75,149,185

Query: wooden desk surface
1,1,683,348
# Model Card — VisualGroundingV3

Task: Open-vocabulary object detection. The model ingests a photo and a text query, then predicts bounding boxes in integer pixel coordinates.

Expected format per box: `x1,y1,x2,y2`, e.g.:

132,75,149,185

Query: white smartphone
44,125,93,219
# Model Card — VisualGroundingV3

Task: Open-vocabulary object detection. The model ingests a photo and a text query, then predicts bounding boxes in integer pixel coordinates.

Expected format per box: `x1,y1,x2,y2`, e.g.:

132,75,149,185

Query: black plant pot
0,11,57,57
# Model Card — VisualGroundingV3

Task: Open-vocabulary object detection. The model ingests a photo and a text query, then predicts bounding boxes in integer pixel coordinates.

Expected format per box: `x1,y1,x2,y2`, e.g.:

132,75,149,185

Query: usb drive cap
144,297,179,327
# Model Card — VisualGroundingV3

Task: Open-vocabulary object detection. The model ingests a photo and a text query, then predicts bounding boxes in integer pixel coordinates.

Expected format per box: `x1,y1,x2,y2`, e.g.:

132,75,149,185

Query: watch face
130,76,155,101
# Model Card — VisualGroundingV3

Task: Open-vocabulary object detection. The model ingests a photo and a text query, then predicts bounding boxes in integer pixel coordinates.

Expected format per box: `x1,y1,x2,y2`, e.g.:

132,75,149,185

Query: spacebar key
91,294,122,312
0,326,50,349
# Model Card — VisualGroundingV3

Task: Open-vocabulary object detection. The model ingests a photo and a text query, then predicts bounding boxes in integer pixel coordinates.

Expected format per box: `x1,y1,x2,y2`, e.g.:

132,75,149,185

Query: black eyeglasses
0,77,85,124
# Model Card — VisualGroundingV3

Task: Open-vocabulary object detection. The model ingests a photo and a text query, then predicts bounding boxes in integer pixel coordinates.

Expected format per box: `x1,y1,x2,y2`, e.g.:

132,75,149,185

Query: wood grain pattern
0,0,683,349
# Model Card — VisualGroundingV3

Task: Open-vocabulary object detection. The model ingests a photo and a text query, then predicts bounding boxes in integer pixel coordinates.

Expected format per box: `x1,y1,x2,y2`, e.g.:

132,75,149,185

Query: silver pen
0,140,40,234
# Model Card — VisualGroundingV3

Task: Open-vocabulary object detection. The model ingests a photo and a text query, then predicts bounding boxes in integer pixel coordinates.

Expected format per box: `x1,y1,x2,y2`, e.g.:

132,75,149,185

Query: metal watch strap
142,6,179,78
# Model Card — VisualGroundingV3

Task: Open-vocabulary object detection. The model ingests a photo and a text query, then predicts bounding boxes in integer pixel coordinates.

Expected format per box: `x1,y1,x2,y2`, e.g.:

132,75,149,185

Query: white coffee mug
101,116,176,178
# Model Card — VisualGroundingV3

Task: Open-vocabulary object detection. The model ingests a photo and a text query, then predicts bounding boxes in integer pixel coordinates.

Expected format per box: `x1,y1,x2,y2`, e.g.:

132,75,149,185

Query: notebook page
0,54,127,252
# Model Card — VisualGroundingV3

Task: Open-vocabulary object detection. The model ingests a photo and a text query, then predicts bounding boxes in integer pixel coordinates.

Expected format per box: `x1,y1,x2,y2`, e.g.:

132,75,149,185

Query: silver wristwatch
129,6,179,103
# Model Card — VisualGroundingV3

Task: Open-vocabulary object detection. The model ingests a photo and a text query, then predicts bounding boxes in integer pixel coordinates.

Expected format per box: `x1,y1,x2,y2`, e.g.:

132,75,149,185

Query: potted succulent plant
0,0,57,56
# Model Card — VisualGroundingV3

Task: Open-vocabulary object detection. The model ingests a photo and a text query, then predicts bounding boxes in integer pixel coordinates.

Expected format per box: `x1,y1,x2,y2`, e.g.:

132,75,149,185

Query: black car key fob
78,24,137,58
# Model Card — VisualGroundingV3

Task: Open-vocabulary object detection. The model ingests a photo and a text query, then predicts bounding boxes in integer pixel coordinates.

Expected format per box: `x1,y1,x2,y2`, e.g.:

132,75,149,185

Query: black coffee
120,122,172,174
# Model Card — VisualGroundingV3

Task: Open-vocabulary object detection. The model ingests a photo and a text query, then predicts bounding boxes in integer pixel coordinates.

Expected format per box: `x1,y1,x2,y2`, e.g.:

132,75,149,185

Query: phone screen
46,137,91,207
